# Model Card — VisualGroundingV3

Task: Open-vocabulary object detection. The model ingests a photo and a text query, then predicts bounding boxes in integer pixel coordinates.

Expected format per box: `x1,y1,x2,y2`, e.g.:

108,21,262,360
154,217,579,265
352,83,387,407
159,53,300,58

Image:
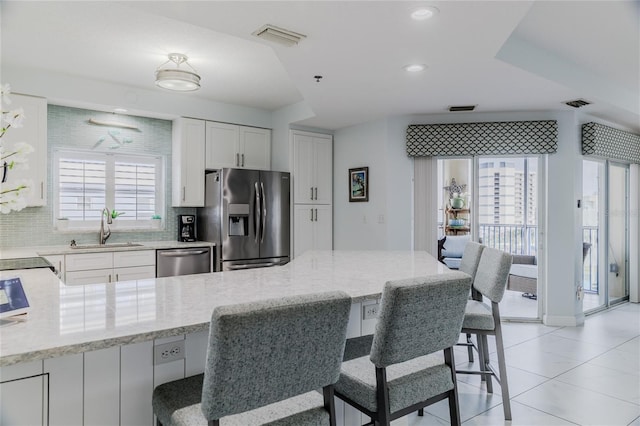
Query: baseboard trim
543,313,585,327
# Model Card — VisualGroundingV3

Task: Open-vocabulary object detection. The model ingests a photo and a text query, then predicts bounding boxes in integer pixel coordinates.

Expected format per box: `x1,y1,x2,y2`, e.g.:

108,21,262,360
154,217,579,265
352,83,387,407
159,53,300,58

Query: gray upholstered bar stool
152,291,351,426
456,241,485,363
457,247,513,420
334,272,472,426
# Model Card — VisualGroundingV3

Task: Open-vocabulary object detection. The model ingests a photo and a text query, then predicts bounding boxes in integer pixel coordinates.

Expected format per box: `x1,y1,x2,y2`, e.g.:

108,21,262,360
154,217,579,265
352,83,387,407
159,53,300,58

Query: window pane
58,157,106,220
478,157,537,256
114,161,156,220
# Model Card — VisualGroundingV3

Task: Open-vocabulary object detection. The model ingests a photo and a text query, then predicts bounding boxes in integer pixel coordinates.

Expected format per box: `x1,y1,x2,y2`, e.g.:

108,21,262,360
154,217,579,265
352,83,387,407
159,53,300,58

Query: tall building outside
478,158,538,255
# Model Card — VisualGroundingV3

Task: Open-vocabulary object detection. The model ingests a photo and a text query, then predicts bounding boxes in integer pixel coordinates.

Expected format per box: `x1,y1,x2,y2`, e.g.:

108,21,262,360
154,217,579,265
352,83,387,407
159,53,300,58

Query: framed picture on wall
349,167,369,202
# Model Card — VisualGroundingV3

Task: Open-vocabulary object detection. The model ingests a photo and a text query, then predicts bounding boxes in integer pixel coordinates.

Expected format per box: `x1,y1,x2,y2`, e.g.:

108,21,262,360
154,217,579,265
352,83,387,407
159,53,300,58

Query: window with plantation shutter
54,150,164,230
114,160,157,221
58,156,106,221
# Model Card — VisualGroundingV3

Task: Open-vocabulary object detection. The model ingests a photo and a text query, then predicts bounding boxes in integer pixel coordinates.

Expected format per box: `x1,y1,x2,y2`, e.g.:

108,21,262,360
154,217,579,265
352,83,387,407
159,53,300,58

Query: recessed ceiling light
404,64,427,73
113,108,128,114
411,6,439,21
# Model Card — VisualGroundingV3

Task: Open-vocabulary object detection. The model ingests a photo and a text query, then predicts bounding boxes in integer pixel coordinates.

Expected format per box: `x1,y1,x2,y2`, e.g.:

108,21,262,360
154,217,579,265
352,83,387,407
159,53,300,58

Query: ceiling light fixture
155,53,201,92
404,64,426,72
411,6,439,21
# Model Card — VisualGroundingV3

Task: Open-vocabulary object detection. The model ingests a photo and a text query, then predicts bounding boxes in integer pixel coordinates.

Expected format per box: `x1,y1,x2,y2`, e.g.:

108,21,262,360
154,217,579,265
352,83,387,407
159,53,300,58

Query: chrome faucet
100,207,113,245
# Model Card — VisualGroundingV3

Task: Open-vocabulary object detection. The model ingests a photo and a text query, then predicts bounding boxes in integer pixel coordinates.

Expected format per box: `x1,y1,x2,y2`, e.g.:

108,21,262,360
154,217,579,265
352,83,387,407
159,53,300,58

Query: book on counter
0,277,30,319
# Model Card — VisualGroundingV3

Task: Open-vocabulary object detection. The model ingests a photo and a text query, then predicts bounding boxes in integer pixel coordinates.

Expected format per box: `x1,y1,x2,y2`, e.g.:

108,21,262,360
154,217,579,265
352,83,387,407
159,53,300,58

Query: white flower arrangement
1,83,34,213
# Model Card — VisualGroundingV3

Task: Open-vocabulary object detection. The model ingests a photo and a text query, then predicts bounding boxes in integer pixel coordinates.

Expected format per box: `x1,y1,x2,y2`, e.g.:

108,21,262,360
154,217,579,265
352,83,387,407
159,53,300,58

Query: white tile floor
390,302,640,426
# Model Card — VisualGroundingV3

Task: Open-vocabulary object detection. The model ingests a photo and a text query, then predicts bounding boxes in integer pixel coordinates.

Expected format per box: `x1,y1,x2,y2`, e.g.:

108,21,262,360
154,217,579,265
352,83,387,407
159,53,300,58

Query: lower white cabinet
293,204,333,257
121,341,154,426
85,347,121,425
45,354,83,426
0,361,46,426
65,250,156,285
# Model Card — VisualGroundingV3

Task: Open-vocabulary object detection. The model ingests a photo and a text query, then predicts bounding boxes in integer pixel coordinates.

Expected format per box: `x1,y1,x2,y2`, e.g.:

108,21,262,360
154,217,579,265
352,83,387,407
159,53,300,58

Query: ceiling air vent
252,25,306,47
448,105,476,112
565,99,591,108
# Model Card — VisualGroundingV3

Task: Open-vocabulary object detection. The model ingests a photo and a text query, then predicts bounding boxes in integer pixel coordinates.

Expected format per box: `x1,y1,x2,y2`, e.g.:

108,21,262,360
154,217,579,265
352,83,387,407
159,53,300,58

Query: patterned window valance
582,122,640,164
406,120,558,157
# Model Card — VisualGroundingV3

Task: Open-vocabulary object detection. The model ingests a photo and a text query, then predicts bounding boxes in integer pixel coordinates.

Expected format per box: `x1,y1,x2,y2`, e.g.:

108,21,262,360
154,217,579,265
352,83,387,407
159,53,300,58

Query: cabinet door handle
236,153,240,167
314,187,317,200
241,153,245,167
108,274,112,283
310,187,313,200
182,187,186,202
116,274,119,282
40,182,44,200
314,208,317,222
310,208,313,222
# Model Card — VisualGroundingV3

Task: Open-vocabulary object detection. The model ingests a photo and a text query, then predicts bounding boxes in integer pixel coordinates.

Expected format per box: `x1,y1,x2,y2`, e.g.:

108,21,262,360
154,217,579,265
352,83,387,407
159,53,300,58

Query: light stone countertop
0,240,216,259
0,250,451,367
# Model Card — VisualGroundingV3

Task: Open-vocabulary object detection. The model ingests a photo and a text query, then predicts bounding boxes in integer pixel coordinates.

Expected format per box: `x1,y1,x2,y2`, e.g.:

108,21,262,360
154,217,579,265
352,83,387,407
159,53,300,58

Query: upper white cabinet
205,122,270,170
172,118,205,207
2,93,47,206
292,131,332,205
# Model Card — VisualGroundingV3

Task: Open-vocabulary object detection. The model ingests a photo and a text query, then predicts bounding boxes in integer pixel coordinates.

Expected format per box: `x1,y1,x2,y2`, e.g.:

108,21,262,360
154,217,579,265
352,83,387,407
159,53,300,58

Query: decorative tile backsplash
0,105,195,248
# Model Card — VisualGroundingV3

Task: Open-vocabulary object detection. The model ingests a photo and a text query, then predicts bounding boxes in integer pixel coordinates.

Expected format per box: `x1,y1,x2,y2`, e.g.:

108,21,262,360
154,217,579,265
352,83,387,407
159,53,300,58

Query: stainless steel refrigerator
198,169,290,271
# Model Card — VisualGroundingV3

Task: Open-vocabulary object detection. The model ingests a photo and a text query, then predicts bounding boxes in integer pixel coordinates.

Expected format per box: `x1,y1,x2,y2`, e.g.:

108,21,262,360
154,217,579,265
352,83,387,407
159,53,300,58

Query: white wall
333,117,413,250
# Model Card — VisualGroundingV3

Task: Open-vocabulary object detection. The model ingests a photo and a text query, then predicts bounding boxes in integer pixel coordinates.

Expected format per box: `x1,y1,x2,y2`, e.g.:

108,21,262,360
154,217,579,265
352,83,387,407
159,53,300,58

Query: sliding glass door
607,162,629,305
437,156,540,320
582,160,629,313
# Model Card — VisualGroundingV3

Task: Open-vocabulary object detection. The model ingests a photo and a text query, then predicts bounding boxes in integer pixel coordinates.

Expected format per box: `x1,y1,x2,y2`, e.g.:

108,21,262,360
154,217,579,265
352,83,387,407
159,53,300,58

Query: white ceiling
2,1,638,131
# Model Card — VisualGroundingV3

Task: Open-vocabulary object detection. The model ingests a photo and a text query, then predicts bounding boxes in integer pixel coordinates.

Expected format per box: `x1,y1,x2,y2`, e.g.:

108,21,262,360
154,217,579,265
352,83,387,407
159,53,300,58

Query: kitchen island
0,250,450,426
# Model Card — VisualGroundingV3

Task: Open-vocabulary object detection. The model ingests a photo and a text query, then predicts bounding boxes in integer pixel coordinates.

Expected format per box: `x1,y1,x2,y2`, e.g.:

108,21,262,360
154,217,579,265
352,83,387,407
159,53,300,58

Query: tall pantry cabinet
292,130,333,257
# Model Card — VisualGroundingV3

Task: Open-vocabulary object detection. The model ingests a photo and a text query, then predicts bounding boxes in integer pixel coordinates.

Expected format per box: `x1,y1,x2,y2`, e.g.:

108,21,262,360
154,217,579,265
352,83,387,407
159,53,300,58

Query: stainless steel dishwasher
156,247,212,277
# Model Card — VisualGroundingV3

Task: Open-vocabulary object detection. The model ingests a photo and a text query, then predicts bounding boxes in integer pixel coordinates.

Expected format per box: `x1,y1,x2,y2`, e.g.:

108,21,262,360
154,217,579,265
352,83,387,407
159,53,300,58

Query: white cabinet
172,118,205,207
240,126,271,170
84,347,121,425
293,204,333,257
45,354,83,426
292,131,333,257
0,361,46,426
65,250,156,285
121,341,154,426
293,131,332,204
206,121,270,170
2,93,47,206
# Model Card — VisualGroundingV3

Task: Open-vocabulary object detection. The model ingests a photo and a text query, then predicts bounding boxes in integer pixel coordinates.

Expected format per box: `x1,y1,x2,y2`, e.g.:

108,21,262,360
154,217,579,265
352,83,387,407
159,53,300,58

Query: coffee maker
178,215,196,242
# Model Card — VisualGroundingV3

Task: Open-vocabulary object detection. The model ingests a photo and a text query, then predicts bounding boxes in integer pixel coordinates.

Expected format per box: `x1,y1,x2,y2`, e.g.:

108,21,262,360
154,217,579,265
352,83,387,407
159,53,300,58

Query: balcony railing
478,224,537,256
477,223,599,293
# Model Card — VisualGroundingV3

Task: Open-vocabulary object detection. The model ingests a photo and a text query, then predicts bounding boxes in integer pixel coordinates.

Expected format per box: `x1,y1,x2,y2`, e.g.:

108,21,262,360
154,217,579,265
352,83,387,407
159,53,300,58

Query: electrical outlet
154,340,185,365
363,303,379,320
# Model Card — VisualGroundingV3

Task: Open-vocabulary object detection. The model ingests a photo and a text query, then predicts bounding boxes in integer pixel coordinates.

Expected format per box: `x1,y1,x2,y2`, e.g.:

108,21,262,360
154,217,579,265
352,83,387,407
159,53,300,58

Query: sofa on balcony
437,235,471,269
508,255,538,299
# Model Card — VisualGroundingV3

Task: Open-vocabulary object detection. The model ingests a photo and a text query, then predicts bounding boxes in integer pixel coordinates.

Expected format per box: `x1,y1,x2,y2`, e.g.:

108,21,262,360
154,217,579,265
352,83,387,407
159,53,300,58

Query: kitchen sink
70,242,144,249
